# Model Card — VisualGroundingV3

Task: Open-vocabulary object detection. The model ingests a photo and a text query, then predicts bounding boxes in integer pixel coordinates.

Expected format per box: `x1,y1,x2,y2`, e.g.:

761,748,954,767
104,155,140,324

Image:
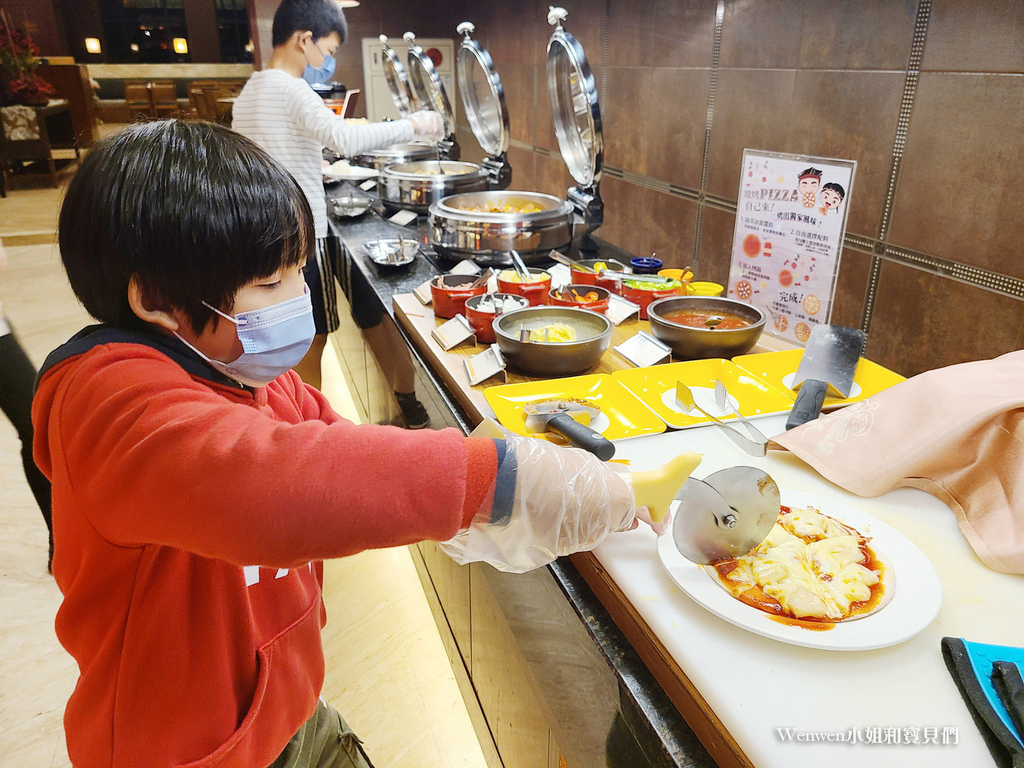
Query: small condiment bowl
647,296,766,360
621,278,684,320
547,284,611,315
430,274,488,318
496,268,552,306
464,293,530,344
570,258,628,293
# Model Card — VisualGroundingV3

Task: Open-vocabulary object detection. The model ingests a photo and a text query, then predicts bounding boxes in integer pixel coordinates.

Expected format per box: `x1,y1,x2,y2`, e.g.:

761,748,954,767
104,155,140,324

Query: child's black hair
271,0,347,47
821,181,846,200
59,119,313,335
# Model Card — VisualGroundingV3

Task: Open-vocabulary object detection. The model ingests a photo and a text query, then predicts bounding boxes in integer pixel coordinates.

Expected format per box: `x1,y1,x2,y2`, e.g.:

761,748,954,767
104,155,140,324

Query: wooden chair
0,105,58,188
123,80,154,120
150,80,179,118
209,87,237,126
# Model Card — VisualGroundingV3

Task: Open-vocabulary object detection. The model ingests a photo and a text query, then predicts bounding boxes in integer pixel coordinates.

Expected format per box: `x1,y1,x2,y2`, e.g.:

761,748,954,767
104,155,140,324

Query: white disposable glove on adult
441,422,636,573
407,109,445,144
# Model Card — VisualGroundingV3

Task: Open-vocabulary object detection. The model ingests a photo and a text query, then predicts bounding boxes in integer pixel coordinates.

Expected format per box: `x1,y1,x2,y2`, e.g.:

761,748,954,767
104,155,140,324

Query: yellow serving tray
733,349,906,410
483,374,666,442
612,359,796,430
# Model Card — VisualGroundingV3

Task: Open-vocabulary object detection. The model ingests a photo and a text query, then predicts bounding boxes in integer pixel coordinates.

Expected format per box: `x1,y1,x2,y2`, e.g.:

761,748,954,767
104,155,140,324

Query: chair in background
0,105,58,188
150,81,179,118
123,80,154,120
188,86,209,119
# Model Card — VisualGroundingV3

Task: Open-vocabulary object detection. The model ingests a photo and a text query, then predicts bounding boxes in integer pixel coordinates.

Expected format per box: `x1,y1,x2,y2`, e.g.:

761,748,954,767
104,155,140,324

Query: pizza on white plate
707,505,889,627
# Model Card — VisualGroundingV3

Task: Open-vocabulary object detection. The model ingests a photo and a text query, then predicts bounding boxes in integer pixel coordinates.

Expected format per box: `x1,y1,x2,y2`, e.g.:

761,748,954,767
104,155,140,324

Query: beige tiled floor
0,136,486,768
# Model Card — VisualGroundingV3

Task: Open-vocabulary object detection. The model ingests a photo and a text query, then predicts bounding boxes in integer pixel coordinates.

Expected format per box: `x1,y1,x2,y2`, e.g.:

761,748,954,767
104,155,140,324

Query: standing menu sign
727,150,856,344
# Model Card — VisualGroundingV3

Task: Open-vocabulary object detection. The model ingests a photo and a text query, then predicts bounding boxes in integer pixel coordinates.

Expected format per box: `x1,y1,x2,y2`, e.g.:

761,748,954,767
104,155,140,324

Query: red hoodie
32,327,496,768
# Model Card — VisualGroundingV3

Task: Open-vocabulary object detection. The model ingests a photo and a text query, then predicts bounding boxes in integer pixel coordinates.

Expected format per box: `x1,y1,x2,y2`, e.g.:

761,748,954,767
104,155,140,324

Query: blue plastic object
629,257,663,274
963,639,1024,745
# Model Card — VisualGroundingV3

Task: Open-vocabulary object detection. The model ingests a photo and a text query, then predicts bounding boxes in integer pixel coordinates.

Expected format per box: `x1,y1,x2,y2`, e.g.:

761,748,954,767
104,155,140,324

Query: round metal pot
428,191,573,266
493,306,612,376
647,296,767,360
350,143,436,171
379,161,489,213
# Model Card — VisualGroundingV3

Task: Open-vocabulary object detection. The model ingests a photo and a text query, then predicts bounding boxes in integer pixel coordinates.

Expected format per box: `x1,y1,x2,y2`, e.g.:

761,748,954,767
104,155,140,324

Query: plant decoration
0,8,55,106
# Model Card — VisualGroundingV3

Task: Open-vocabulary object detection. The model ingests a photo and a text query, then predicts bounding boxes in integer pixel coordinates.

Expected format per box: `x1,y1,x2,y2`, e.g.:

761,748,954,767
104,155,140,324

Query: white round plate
657,490,942,651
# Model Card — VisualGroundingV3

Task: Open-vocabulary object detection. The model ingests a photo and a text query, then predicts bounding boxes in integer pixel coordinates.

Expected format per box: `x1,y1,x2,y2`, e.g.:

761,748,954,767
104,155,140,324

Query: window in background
99,0,189,63
215,0,253,64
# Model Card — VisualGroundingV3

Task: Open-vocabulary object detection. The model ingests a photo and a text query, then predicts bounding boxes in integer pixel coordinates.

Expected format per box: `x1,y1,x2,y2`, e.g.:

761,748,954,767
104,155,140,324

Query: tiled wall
411,0,1023,376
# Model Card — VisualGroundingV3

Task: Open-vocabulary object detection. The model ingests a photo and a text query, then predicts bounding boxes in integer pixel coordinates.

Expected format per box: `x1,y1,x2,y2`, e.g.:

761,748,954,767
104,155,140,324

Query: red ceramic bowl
547,284,611,315
570,258,628,294
464,293,530,344
621,280,684,320
430,274,487,319
496,269,552,306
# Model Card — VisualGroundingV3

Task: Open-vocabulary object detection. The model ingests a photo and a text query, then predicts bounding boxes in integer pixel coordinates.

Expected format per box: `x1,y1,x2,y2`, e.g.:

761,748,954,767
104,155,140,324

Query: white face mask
175,286,315,388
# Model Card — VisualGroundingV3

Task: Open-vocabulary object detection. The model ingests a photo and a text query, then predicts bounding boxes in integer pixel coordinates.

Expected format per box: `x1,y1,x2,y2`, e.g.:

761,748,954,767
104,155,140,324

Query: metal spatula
671,467,780,564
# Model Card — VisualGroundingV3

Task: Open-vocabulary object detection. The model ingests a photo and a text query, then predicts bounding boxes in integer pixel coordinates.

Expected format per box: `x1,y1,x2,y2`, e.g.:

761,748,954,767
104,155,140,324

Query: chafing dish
428,190,573,266
349,142,436,172
379,160,489,213
493,306,612,376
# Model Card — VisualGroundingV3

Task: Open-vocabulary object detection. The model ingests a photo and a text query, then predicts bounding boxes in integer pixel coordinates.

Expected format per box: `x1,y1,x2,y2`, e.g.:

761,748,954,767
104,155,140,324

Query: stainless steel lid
455,21,510,158
378,34,416,117
404,32,456,137
545,7,603,189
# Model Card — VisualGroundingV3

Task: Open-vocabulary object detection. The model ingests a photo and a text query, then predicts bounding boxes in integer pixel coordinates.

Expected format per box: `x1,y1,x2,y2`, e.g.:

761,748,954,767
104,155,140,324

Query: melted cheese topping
713,506,883,621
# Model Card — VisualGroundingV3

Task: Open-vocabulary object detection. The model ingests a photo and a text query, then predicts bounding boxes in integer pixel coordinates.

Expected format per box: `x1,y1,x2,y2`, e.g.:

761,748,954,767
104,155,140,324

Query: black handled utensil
785,324,866,430
523,399,615,460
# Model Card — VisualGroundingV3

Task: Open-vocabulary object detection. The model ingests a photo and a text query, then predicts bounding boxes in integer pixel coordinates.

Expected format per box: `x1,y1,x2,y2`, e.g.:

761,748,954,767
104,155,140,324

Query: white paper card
388,209,418,227
413,278,434,305
431,314,475,350
548,263,571,288
464,345,507,386
605,294,641,325
449,260,483,276
615,331,671,368
359,179,377,191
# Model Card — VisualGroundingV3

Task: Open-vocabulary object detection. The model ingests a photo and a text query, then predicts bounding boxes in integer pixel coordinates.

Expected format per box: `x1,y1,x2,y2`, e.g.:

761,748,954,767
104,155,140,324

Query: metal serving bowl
380,160,489,213
350,142,436,171
428,190,574,266
329,195,373,218
493,306,612,377
647,296,767,360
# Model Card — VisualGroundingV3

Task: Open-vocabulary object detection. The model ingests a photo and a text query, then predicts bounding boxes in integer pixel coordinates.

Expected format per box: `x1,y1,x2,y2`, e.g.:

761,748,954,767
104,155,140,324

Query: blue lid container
630,256,663,274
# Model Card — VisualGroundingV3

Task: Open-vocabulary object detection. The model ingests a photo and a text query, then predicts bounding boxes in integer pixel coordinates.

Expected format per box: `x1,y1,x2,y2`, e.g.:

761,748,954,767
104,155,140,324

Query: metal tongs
548,250,596,273
508,249,532,281
674,380,768,457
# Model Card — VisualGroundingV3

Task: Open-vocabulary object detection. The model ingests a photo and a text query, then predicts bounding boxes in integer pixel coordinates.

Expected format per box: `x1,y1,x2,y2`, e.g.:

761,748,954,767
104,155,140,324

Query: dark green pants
269,699,374,768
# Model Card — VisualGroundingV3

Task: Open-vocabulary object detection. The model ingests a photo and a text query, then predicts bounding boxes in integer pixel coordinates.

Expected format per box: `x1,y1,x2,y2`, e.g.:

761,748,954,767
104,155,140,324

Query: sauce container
686,281,725,297
570,258,628,294
547,284,611,315
496,269,552,306
430,274,488,319
464,293,529,344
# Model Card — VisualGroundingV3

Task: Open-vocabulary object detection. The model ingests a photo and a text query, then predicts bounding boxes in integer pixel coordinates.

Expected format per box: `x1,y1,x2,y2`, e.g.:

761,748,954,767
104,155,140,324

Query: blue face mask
175,287,315,388
302,41,336,85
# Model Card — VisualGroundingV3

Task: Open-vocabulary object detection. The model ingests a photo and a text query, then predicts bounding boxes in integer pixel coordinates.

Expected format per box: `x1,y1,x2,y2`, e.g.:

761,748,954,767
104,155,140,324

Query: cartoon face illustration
798,168,823,208
819,182,845,215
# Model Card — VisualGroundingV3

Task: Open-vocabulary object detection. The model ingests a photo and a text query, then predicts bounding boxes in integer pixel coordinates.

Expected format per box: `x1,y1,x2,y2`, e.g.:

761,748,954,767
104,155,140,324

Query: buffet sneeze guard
378,35,417,117
404,32,460,160
456,21,512,190
546,6,604,252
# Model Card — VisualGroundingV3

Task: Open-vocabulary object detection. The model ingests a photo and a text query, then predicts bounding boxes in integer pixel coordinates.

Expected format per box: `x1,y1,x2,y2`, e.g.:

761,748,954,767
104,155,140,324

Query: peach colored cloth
771,350,1024,574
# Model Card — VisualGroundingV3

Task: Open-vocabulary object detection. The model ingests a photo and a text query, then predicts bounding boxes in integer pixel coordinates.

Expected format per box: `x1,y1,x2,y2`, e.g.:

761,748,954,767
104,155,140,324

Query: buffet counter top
327,187,1022,768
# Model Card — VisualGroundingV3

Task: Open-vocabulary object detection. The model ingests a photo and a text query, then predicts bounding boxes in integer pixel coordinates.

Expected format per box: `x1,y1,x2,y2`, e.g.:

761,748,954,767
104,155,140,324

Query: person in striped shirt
233,0,441,428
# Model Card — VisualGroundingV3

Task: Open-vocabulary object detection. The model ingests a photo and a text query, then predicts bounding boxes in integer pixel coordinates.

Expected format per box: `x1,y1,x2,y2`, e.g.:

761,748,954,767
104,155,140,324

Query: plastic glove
440,423,636,573
407,109,445,144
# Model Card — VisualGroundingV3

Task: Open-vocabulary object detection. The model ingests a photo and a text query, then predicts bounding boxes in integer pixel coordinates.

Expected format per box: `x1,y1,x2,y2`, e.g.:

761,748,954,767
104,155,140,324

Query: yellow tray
612,359,796,429
483,374,666,442
733,349,906,409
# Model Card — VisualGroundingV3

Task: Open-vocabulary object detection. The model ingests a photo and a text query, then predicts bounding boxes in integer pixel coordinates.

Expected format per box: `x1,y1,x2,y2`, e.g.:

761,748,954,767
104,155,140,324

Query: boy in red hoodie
33,120,640,767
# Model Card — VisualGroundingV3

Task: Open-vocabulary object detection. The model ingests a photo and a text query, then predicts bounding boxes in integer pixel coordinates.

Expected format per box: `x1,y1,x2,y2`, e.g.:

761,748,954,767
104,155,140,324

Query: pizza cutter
670,466,781,564
523,399,616,460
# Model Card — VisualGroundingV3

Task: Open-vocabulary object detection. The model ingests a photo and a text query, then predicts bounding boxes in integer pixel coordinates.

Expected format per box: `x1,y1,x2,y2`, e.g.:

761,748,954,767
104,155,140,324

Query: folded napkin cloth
771,349,1024,574
941,638,1024,768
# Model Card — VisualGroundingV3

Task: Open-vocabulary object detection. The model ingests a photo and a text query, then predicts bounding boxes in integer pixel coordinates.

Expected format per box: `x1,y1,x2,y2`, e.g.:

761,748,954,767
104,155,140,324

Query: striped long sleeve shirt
232,69,415,239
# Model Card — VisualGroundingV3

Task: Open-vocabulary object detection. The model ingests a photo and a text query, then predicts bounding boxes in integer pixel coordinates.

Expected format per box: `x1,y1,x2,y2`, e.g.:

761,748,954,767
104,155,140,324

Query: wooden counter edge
570,551,755,768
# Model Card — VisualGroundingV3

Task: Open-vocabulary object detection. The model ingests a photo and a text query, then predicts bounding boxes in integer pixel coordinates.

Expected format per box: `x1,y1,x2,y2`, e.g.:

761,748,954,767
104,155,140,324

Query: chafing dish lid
379,34,416,117
545,7,603,188
404,32,456,137
455,22,510,159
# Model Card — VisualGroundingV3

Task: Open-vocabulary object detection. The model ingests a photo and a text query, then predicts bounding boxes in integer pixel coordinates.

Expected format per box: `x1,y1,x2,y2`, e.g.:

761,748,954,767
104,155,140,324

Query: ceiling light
172,37,188,54
336,1,360,7
84,37,101,54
